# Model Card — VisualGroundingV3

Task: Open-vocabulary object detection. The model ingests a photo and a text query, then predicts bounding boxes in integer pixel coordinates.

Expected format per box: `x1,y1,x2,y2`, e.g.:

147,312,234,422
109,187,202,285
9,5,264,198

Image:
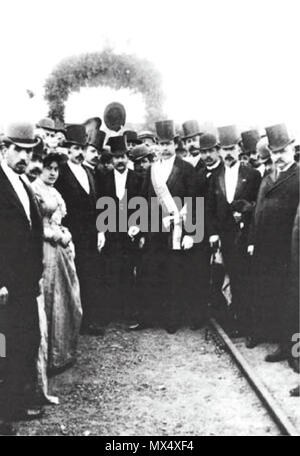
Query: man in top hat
83,130,106,175
182,120,205,171
240,129,261,170
0,122,44,434
96,136,141,325
55,124,103,336
123,130,142,151
138,130,157,147
207,125,261,335
139,120,197,333
255,137,273,178
247,124,299,358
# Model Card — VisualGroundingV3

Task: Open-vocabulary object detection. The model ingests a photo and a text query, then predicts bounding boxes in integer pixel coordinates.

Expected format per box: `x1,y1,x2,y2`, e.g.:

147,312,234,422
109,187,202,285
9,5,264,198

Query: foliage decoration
44,49,164,128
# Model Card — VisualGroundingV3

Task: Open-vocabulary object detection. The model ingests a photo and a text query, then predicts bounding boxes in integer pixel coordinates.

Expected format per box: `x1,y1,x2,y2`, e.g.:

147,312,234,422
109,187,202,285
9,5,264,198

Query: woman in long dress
32,153,82,374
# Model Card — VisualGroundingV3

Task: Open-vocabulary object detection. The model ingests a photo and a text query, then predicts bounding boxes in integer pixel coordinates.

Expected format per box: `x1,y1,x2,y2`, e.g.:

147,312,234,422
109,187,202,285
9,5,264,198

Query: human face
239,154,250,166
69,145,85,164
200,147,220,167
41,161,59,186
4,144,33,174
26,157,43,182
44,130,59,149
112,153,128,173
134,156,151,175
56,132,66,146
249,151,260,168
158,140,176,159
271,144,295,171
186,135,200,155
85,145,99,167
220,145,240,166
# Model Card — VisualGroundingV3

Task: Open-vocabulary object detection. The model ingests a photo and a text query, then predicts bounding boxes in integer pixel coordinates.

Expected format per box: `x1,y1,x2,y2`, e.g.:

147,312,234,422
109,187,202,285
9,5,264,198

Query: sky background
0,0,299,138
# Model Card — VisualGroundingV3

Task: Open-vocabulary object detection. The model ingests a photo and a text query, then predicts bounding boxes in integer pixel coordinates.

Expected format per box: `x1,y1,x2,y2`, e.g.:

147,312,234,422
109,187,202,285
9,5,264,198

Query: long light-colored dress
32,178,82,372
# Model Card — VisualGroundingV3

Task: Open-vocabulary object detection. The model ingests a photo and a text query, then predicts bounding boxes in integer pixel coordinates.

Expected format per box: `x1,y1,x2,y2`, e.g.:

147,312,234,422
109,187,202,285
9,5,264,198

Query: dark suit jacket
0,167,43,297
207,163,261,238
55,163,97,252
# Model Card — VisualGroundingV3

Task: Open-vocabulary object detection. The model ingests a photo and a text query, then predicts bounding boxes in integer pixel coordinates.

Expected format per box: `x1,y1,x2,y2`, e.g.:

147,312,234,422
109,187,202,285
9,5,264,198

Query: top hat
83,117,102,130
200,133,219,151
3,122,40,148
131,144,153,162
265,123,294,152
218,125,240,149
138,130,156,141
124,130,142,145
65,124,87,147
240,129,260,153
87,130,106,151
256,137,271,163
104,102,126,132
182,120,201,139
108,136,128,155
155,120,176,141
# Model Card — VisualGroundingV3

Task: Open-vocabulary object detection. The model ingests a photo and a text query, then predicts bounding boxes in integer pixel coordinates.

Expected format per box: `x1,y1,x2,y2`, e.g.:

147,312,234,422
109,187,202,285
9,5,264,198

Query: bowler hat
138,130,156,141
266,123,294,152
218,125,240,149
182,120,201,139
155,120,176,141
241,129,260,153
108,136,128,155
256,137,271,163
131,144,153,162
86,130,106,151
36,117,57,131
65,124,87,147
200,133,219,151
124,130,142,145
104,102,126,132
3,122,40,148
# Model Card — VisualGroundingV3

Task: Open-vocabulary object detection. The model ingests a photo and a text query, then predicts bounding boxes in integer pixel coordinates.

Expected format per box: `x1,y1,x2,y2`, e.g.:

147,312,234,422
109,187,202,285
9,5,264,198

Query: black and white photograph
0,0,299,439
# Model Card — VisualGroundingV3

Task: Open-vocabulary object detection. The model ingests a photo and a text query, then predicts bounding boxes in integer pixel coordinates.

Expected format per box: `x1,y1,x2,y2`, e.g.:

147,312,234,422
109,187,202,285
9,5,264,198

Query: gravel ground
17,326,280,436
235,339,300,432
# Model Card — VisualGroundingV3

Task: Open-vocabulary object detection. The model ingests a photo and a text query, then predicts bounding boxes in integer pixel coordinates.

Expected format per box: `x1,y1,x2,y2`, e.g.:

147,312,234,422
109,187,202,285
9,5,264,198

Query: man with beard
131,144,154,181
247,124,299,358
182,120,205,171
55,125,103,336
0,122,44,434
96,136,141,325
140,120,197,333
83,130,106,176
207,125,261,335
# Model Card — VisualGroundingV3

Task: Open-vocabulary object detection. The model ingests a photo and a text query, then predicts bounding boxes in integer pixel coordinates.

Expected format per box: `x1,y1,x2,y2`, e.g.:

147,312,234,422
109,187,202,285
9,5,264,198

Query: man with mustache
207,125,261,336
83,130,106,176
96,136,141,325
182,120,205,171
247,124,299,358
0,122,44,434
55,125,103,336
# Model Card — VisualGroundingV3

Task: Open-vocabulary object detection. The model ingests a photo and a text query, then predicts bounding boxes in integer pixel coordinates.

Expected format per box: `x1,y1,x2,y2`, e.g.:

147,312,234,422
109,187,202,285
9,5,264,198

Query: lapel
166,156,181,192
65,164,90,197
0,166,31,223
234,164,248,200
85,166,96,200
264,163,298,196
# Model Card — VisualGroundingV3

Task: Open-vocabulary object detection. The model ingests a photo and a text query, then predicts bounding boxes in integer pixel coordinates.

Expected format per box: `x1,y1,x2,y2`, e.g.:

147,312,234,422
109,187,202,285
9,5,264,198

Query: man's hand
181,235,194,250
233,211,242,223
128,226,140,239
209,235,220,248
0,287,9,307
247,245,254,256
97,232,106,252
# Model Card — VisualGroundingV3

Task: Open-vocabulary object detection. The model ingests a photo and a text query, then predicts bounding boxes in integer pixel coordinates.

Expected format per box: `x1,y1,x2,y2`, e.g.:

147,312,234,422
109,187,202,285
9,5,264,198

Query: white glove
247,245,254,256
97,232,106,252
181,235,194,250
128,225,140,239
233,211,242,223
209,235,220,247
0,286,9,306
162,216,172,230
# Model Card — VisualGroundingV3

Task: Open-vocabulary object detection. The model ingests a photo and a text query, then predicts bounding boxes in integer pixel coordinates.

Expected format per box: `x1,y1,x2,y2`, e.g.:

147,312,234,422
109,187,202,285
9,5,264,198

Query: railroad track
207,318,299,437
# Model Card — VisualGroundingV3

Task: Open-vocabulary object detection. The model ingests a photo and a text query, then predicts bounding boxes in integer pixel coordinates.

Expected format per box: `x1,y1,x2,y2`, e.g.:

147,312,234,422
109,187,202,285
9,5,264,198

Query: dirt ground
18,325,281,436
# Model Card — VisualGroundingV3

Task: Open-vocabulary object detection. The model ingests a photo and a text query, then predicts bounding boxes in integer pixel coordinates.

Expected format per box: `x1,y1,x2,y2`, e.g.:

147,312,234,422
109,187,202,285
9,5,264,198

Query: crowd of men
0,101,299,434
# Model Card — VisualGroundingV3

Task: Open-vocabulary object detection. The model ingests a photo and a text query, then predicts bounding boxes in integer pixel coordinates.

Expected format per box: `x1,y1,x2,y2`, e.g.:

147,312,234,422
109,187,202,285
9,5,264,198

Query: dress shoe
289,386,300,397
81,324,105,336
246,337,260,349
265,346,288,363
11,407,45,422
0,422,17,435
